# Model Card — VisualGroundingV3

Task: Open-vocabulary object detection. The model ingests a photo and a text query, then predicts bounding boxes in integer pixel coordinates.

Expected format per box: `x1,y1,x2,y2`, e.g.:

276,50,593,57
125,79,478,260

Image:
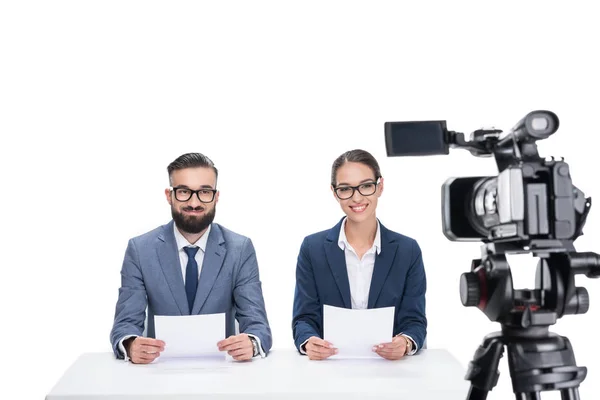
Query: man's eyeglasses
333,179,380,200
170,186,217,203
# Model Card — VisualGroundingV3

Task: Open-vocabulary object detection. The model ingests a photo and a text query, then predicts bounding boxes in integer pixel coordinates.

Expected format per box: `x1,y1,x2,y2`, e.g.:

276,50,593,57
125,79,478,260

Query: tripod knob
564,287,590,315
460,272,481,307
578,288,590,314
575,287,589,314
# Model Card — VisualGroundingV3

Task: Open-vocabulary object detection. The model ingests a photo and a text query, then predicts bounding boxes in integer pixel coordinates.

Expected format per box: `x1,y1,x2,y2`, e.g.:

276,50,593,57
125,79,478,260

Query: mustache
182,206,205,212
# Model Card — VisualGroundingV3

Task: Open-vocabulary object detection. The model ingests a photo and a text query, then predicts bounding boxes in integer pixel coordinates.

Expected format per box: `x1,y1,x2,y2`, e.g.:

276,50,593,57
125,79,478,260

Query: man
110,152,272,363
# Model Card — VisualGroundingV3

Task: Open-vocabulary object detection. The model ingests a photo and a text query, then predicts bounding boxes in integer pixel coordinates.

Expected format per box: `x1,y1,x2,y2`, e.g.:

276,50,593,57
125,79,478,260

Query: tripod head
384,111,600,398
460,245,600,330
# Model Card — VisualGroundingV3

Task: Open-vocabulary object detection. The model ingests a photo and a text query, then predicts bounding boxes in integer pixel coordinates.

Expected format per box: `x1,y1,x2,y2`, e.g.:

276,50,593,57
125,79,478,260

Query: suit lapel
325,220,352,308
191,224,226,314
157,221,188,315
368,223,398,308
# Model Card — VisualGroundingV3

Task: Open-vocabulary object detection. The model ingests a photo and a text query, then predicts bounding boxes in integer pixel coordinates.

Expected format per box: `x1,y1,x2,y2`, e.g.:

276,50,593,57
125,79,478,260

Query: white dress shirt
119,223,264,360
338,218,417,355
300,218,417,355
337,217,381,310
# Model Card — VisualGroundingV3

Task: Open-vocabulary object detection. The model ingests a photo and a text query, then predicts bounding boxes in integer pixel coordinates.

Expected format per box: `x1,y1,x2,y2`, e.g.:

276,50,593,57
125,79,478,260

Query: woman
292,149,427,360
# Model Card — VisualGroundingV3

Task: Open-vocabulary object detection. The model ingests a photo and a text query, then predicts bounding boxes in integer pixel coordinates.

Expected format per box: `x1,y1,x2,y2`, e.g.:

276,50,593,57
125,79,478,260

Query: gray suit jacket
110,221,272,358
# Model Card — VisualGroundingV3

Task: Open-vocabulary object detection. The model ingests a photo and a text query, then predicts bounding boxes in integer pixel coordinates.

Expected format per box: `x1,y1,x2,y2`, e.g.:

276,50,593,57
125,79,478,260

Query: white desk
46,349,470,399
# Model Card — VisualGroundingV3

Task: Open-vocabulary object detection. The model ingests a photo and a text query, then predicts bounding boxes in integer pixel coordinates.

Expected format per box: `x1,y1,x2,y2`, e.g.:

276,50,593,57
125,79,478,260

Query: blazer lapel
368,223,398,308
324,221,352,308
191,224,226,314
157,221,188,315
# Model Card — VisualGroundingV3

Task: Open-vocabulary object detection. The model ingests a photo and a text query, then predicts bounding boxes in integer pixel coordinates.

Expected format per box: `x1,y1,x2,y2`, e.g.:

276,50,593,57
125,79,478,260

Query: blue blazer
110,221,272,358
292,218,427,351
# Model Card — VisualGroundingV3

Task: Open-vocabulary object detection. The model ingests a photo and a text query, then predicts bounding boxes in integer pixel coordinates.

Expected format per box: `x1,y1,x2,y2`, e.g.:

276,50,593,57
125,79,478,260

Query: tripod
460,245,600,400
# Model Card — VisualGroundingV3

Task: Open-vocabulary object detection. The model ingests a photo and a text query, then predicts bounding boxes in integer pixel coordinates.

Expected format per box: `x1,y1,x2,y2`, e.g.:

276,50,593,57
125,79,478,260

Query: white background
1,1,599,399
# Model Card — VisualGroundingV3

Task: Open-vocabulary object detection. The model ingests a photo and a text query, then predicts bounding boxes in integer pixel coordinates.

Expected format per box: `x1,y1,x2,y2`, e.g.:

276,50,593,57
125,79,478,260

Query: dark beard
172,205,216,234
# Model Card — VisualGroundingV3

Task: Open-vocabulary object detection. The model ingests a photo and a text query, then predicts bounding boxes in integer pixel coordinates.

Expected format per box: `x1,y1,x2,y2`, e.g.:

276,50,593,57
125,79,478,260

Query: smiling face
165,166,219,235
332,161,383,224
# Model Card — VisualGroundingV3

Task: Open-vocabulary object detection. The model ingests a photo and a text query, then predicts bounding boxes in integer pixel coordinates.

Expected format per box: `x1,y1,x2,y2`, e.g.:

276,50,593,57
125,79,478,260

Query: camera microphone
497,110,560,148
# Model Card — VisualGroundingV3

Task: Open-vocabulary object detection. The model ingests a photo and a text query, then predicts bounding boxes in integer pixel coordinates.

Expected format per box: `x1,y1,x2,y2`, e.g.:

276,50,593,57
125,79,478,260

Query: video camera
384,111,600,400
385,110,591,249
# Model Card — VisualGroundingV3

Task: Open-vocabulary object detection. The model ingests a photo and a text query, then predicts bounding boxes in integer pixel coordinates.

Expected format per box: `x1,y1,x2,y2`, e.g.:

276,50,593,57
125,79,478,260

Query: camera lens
467,177,500,238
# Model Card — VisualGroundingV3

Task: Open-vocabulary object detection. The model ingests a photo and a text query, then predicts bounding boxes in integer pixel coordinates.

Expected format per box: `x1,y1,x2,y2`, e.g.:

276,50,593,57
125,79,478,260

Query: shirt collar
337,217,381,255
173,223,211,253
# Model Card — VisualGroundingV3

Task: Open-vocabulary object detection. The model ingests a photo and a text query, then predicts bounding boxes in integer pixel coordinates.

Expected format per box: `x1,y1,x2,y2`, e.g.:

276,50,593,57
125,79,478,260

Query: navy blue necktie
184,246,200,313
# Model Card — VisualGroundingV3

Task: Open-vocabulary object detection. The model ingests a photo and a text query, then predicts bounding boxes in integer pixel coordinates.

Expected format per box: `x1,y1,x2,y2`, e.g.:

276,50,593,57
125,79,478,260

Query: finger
375,347,404,359
308,344,337,357
132,348,161,358
374,341,397,349
220,341,249,352
374,345,403,355
307,342,336,355
307,351,324,360
219,336,250,351
308,337,334,348
138,344,164,354
228,348,246,357
373,342,401,351
141,352,160,362
132,353,156,363
224,334,247,344
229,347,251,358
136,337,166,347
131,346,162,363
311,347,335,356
232,351,252,361
218,335,245,349
134,343,164,354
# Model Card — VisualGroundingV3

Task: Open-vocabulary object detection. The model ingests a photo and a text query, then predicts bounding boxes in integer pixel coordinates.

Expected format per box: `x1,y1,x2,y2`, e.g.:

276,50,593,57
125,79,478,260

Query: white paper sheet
154,313,226,360
323,304,394,359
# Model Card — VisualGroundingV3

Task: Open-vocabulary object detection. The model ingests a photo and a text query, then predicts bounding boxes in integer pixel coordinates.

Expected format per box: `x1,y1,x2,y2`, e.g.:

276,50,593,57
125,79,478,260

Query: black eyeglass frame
332,177,381,200
169,186,218,203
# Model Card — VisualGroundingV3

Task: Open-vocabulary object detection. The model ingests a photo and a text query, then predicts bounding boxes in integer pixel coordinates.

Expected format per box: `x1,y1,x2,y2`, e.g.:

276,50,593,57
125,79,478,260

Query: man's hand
126,337,166,364
218,333,254,361
372,335,407,360
304,336,337,360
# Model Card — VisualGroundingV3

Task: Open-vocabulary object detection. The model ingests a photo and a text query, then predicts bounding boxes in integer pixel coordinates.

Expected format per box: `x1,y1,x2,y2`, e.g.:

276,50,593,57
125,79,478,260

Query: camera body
385,110,591,252
442,157,588,245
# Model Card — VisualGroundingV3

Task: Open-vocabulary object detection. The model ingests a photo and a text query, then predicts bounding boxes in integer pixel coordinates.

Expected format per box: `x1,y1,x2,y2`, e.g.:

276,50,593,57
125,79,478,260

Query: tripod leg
465,335,505,400
561,388,580,400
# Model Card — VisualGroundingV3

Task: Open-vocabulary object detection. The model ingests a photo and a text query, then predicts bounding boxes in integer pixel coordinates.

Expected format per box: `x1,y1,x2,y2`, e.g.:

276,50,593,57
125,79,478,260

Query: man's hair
167,153,218,185
330,149,382,187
